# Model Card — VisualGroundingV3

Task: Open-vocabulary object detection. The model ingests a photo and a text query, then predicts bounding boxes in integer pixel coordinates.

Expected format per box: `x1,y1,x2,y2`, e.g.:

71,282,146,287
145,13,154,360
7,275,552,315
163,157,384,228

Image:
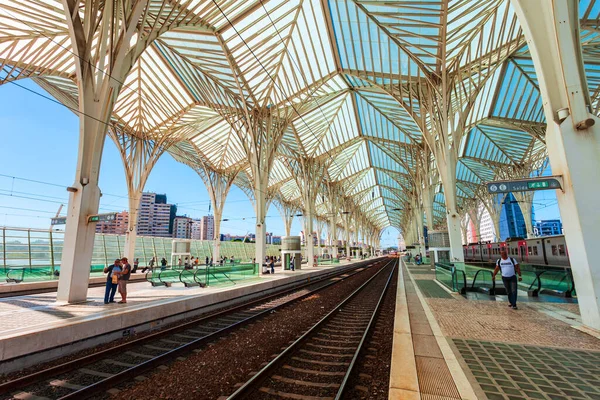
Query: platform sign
51,217,67,225
486,176,563,194
87,213,117,224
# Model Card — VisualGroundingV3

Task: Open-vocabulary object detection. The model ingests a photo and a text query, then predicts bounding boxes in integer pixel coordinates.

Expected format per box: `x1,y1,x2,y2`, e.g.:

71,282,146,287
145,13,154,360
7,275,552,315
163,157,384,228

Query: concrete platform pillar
57,0,154,302
57,82,111,303
254,177,268,269
304,210,315,267
512,0,600,329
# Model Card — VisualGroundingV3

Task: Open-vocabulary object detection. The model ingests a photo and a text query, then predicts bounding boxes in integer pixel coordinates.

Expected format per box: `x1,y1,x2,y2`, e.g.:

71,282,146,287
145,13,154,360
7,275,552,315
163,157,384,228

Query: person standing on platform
118,257,131,304
205,256,209,266
104,259,121,304
290,255,295,271
160,257,167,271
132,258,139,273
270,256,275,274
493,250,522,310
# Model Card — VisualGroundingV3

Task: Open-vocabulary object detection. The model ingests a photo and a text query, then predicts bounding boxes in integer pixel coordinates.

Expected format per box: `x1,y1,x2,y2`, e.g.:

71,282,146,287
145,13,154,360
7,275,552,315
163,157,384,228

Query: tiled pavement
454,339,600,400
403,261,600,400
404,265,462,399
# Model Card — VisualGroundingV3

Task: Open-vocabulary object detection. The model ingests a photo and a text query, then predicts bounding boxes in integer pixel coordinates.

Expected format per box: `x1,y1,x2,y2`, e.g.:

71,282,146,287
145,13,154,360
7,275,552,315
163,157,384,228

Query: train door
518,241,527,262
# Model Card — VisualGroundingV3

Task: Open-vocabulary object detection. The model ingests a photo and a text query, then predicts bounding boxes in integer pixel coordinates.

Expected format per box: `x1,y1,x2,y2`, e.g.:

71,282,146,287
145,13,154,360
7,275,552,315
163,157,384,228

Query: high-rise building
200,215,214,241
499,193,534,239
190,219,202,240
479,204,495,242
173,216,192,239
136,192,177,237
469,195,535,243
95,211,129,234
535,219,563,236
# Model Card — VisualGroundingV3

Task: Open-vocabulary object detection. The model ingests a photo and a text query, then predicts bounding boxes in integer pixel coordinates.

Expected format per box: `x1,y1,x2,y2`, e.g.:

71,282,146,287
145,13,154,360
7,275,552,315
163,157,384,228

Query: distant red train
463,234,570,267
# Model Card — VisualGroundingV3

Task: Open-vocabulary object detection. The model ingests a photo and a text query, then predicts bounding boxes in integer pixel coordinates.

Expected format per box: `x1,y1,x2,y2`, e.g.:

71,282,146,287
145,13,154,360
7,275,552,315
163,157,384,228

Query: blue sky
0,80,560,248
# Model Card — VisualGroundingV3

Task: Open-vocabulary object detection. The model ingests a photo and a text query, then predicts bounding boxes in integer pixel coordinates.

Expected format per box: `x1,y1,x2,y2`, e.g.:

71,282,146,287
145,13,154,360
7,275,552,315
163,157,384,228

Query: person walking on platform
118,257,131,304
132,258,139,273
142,256,155,273
104,259,122,304
160,257,167,271
493,250,522,310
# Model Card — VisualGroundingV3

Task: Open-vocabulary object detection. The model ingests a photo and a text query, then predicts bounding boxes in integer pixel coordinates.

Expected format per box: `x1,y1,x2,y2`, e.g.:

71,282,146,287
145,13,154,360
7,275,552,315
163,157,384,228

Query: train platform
390,259,600,400
0,259,370,373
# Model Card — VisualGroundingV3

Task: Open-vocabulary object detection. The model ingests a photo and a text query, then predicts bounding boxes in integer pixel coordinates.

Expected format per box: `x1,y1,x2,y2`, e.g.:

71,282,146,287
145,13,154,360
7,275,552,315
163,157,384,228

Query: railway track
228,258,397,400
0,258,388,400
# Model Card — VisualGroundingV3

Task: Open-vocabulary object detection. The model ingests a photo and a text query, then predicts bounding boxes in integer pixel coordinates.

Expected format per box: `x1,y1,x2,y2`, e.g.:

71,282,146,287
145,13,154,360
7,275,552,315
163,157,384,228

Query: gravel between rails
104,261,390,400
342,267,397,399
0,266,359,385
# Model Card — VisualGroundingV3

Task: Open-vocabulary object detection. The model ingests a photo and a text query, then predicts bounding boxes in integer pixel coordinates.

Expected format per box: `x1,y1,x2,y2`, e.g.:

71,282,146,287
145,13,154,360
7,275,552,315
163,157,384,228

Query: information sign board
486,177,563,194
87,213,117,224
51,217,67,225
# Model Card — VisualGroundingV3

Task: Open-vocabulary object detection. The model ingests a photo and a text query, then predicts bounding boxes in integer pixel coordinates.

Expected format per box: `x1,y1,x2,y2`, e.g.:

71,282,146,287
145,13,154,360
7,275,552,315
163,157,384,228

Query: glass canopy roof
1,0,598,234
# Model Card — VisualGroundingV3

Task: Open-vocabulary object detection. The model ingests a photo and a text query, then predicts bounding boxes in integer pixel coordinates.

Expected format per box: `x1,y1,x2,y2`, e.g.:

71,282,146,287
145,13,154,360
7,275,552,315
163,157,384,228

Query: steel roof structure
0,0,598,252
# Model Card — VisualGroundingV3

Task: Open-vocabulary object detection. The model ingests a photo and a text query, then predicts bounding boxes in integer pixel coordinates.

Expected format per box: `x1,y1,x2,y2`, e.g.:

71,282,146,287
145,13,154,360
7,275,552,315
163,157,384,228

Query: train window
552,245,558,256
528,246,532,255
558,244,566,256
533,247,538,255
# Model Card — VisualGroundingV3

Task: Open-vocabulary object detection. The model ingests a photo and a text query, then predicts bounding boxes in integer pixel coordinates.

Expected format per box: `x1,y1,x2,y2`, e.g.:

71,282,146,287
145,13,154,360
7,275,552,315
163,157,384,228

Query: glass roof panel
328,0,422,79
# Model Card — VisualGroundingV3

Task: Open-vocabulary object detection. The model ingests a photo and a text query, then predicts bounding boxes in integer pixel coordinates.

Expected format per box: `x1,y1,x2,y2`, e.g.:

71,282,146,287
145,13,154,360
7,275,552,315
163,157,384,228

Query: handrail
193,267,207,287
470,269,496,294
453,268,467,295
6,267,25,283
528,270,574,297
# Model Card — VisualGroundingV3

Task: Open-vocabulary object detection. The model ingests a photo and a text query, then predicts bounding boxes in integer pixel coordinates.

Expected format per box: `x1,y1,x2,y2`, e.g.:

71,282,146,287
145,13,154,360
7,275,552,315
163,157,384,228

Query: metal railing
434,261,575,298
0,226,281,279
470,269,496,294
434,263,467,294
528,269,575,297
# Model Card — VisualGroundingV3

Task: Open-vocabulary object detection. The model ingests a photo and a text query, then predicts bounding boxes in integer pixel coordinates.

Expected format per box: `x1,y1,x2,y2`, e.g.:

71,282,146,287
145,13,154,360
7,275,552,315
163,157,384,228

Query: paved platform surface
397,261,600,400
0,260,368,364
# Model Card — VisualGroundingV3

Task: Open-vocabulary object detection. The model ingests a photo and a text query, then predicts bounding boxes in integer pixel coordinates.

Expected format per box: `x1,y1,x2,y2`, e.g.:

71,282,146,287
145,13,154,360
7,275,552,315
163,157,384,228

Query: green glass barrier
206,263,258,286
435,263,467,294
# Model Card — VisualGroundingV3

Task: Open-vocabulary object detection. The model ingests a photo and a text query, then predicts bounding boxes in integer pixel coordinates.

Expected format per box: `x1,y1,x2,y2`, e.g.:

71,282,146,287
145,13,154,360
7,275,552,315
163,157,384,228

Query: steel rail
0,258,387,399
334,258,396,399
227,257,397,400
0,258,379,396
0,259,383,398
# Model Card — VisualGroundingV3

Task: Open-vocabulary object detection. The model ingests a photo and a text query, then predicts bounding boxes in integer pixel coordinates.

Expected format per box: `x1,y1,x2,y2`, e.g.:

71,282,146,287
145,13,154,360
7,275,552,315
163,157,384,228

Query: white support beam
512,0,600,330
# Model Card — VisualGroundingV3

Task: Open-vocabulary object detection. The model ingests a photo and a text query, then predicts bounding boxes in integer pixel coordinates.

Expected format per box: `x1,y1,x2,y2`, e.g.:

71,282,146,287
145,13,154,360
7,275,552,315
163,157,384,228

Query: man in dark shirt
104,259,121,304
